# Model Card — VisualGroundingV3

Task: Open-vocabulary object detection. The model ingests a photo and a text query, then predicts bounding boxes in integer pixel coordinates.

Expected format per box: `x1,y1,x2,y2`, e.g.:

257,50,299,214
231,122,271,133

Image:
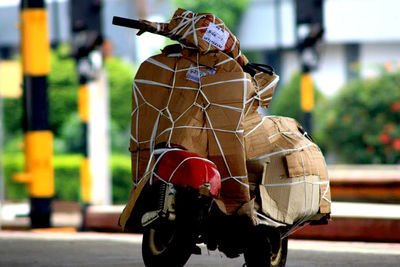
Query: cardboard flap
252,72,278,108
285,151,304,178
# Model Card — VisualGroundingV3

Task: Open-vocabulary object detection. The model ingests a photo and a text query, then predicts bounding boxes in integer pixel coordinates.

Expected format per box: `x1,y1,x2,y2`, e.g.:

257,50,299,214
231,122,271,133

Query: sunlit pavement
1,231,400,267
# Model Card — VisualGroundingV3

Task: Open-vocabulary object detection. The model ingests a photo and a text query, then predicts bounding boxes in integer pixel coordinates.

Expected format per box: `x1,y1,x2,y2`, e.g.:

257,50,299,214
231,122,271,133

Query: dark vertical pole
15,0,54,228
70,0,103,229
0,64,3,231
78,75,91,230
345,43,360,81
296,0,324,134
51,0,61,47
300,71,314,132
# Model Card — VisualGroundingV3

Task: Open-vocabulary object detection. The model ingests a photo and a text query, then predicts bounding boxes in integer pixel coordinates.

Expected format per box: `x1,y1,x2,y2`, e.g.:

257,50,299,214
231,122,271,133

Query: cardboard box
167,8,248,66
120,45,256,229
246,116,331,224
119,9,331,230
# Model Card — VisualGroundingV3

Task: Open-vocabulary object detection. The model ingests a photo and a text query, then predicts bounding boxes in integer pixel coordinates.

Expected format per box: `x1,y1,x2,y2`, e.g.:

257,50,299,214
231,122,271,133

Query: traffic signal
296,0,324,72
70,0,103,60
295,0,324,133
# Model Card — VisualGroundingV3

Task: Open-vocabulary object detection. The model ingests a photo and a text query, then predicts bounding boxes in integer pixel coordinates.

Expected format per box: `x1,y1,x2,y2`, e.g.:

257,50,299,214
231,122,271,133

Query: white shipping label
202,23,229,50
186,66,207,83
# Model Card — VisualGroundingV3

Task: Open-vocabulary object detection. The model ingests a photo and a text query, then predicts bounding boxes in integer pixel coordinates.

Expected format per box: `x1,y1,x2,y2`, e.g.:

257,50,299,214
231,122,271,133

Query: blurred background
0,0,399,230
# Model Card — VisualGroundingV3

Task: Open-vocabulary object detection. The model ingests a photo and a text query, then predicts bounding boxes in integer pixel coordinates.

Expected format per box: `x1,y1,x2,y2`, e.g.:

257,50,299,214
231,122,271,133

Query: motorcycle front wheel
142,220,192,267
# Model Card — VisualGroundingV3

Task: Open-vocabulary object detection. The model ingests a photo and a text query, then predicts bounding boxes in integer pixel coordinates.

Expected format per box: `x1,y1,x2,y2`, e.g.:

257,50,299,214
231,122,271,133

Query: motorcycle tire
141,187,210,267
270,236,288,267
244,226,288,267
142,220,193,267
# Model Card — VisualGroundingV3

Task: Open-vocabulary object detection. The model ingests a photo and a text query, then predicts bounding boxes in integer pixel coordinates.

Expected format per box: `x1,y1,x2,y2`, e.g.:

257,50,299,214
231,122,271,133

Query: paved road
1,231,400,267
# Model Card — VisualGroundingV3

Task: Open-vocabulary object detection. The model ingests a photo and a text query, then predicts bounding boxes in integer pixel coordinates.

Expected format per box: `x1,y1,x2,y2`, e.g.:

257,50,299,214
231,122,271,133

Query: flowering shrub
322,70,400,163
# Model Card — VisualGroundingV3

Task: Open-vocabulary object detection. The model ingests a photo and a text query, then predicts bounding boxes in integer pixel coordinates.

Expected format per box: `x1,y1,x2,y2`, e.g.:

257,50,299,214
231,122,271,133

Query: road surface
0,231,399,266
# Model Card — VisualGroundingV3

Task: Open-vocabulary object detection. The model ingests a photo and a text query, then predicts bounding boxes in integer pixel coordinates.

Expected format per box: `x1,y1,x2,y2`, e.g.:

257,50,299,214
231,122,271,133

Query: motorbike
112,12,329,267
131,143,288,267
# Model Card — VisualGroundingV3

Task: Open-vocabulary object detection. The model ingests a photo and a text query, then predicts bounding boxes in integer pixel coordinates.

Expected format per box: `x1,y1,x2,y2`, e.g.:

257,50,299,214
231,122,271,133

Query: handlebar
112,16,142,30
112,16,169,37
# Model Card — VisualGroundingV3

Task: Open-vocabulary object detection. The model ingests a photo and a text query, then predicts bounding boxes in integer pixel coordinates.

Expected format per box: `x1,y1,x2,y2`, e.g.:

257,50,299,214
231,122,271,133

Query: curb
290,217,400,242
83,203,400,243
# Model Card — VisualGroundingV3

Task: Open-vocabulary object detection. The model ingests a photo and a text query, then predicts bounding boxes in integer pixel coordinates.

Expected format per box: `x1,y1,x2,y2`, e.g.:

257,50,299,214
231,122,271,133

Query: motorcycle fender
155,150,221,197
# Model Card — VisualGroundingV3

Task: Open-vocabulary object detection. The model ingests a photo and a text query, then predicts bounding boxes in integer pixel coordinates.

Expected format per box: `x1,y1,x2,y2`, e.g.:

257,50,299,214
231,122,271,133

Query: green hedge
2,47,135,154
3,153,132,204
320,70,400,163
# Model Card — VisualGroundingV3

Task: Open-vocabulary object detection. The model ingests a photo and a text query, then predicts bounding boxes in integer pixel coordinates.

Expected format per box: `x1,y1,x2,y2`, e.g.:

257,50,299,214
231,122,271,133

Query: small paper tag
202,23,229,50
186,66,207,83
205,66,216,75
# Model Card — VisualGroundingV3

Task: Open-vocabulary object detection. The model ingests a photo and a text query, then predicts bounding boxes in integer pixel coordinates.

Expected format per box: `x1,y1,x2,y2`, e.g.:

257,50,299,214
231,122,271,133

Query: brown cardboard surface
251,72,278,108
260,171,321,224
245,116,331,225
167,9,247,66
121,45,259,230
121,18,331,229
243,113,272,160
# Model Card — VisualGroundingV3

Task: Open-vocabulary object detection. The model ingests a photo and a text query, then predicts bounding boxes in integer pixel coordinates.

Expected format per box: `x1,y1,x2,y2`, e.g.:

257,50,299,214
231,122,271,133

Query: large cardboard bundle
120,45,256,229
245,115,331,224
119,9,330,231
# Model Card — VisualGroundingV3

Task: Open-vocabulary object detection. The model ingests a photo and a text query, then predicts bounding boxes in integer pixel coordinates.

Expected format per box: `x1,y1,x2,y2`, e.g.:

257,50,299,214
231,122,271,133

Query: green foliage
3,153,27,200
48,46,79,136
2,47,136,154
268,73,328,152
2,98,22,141
105,57,135,132
269,72,325,126
321,70,400,163
242,50,263,63
172,0,249,32
110,154,132,204
52,154,81,201
58,113,83,154
3,153,132,203
2,47,78,150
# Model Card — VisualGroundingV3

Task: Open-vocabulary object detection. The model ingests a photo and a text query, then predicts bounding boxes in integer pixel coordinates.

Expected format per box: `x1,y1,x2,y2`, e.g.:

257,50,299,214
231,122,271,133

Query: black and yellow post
14,0,53,228
78,74,92,225
300,71,314,132
70,0,103,228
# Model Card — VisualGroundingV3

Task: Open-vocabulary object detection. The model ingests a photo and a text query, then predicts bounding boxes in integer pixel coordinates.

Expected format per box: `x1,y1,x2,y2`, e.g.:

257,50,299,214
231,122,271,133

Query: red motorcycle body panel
155,150,221,197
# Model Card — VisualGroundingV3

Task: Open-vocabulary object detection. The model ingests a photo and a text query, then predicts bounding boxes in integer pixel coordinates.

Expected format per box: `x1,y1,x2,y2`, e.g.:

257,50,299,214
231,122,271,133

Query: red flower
393,139,400,151
380,133,391,144
392,101,400,112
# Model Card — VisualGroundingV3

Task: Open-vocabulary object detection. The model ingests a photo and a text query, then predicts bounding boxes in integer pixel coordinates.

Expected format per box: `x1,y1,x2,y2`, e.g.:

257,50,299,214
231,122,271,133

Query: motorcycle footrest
141,210,162,227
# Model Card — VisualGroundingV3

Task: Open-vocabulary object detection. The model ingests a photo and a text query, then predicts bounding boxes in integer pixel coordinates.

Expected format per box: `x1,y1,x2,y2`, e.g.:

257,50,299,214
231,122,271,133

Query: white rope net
120,9,331,229
129,46,273,214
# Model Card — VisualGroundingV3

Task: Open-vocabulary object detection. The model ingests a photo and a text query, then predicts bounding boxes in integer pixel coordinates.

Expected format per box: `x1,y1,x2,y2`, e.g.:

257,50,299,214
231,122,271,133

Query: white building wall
281,50,300,83
360,43,400,77
325,0,400,43
281,43,400,95
312,44,346,95
239,0,400,96
238,0,296,50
